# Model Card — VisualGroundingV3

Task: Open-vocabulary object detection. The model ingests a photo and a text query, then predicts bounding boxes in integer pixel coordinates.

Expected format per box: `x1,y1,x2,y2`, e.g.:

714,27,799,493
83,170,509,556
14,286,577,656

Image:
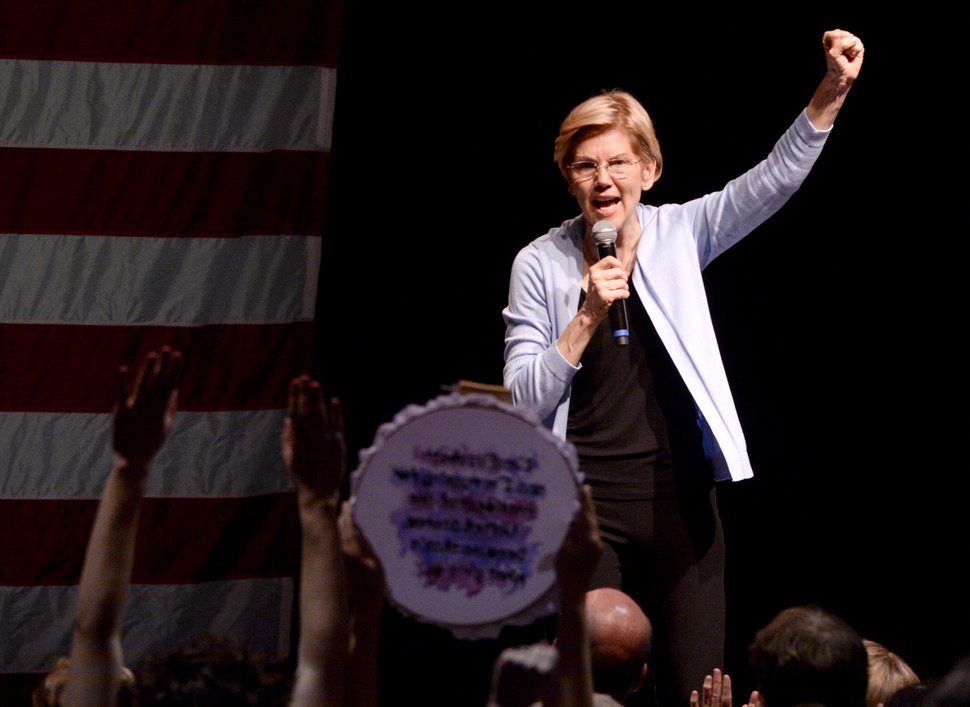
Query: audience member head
486,643,559,707
584,587,652,703
865,639,920,707
922,652,970,707
132,634,290,705
883,683,930,707
748,605,868,707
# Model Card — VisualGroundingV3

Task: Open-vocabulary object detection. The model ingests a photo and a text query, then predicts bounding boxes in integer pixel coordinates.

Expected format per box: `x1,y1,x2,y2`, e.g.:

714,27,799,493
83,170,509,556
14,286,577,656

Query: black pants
589,487,725,707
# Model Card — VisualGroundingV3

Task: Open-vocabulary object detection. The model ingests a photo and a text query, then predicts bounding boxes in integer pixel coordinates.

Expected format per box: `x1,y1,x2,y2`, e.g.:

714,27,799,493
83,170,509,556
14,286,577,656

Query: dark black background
317,6,966,705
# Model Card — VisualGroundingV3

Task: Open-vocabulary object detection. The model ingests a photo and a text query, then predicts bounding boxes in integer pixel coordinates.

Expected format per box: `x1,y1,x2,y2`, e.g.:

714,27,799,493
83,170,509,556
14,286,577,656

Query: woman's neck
583,222,641,273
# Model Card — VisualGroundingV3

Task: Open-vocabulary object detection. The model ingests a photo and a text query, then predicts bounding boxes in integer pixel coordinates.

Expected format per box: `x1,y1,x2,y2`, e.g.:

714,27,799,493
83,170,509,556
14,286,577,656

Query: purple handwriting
390,446,546,598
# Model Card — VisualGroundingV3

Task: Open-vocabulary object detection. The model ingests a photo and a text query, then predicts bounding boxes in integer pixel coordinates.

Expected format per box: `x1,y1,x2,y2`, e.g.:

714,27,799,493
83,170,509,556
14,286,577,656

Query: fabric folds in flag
0,0,342,691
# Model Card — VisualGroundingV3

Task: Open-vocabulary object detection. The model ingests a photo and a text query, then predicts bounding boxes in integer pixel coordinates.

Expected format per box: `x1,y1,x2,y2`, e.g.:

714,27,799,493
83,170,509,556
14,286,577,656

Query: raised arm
554,484,604,707
338,500,385,707
806,28,865,130
284,375,350,707
64,347,182,707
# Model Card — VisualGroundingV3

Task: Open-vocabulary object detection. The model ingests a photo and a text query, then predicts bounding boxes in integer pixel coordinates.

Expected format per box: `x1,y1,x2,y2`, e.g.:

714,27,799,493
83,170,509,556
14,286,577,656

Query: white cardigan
503,110,830,482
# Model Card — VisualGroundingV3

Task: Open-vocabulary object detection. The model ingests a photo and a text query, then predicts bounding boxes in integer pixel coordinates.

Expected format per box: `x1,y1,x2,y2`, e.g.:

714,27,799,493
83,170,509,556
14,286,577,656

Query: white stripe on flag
0,60,337,151
0,577,294,673
0,234,321,325
0,410,291,499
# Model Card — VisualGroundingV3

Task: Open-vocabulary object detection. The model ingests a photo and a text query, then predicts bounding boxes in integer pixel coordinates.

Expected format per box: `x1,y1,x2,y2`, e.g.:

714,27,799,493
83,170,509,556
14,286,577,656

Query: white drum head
350,393,581,638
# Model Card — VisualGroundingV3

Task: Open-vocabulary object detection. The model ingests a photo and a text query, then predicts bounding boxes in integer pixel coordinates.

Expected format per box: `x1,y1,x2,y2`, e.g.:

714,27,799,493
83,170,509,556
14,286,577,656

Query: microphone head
591,220,617,245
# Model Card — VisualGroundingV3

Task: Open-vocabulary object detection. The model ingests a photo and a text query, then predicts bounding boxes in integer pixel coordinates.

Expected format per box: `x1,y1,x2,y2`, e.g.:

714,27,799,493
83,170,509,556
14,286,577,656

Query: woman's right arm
502,245,582,421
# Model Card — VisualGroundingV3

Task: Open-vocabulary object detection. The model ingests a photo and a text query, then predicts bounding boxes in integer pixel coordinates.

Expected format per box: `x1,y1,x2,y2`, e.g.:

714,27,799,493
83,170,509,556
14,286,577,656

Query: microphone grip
595,242,630,347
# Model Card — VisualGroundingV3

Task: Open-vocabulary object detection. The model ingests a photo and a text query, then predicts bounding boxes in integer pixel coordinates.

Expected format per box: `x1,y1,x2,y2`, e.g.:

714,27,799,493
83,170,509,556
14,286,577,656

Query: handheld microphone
591,220,629,347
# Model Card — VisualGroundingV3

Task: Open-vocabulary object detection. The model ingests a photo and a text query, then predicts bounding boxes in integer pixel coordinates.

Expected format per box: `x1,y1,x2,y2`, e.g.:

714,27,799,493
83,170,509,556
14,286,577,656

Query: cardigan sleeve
502,240,579,428
680,109,831,269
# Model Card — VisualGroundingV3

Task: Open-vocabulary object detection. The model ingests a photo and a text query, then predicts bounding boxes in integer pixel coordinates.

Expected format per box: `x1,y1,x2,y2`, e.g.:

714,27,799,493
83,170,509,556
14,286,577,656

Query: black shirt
567,284,710,499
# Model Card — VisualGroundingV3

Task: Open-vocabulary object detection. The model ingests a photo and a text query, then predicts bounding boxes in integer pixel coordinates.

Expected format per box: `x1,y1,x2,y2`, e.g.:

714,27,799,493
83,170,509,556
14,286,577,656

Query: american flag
0,2,342,698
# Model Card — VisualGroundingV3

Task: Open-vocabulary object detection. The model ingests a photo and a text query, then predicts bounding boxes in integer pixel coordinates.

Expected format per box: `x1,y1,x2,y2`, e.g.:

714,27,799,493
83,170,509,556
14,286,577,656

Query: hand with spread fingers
690,667,762,707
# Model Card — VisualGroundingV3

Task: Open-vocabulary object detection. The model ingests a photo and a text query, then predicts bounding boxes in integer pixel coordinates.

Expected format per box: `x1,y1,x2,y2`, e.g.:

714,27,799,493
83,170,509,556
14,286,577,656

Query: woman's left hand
822,28,864,85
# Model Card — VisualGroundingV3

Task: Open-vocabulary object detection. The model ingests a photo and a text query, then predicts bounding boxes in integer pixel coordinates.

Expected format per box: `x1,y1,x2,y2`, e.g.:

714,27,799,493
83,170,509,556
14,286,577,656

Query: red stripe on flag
0,2,342,66
0,148,330,238
0,322,314,413
0,494,299,586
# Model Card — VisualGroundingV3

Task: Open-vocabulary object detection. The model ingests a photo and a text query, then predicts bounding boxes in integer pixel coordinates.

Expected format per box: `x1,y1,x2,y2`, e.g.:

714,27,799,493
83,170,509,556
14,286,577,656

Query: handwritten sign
351,393,581,636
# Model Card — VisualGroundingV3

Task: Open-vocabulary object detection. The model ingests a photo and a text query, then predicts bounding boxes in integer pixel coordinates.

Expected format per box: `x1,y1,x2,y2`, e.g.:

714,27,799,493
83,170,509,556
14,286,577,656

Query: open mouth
592,196,620,211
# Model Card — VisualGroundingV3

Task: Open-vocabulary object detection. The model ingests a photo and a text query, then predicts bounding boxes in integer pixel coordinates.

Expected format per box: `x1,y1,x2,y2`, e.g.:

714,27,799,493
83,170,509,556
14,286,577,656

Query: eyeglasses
566,158,641,182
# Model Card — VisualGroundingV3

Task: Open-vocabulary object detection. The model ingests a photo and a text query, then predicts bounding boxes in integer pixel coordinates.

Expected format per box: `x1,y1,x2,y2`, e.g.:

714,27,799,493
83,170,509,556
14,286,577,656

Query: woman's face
568,128,656,238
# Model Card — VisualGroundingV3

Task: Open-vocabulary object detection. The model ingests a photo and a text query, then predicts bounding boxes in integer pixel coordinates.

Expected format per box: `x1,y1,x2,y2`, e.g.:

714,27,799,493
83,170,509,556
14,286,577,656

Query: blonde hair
864,639,920,707
554,89,663,182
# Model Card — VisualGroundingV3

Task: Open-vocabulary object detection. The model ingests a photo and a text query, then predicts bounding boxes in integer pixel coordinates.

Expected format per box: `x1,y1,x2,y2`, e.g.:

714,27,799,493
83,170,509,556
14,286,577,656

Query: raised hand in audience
338,499,384,707
283,374,350,707
553,484,604,707
63,346,182,707
690,667,761,707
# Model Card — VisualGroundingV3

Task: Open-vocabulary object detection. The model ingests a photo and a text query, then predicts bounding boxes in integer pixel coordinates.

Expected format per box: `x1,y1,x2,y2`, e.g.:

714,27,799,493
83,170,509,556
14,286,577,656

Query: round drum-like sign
350,393,581,636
